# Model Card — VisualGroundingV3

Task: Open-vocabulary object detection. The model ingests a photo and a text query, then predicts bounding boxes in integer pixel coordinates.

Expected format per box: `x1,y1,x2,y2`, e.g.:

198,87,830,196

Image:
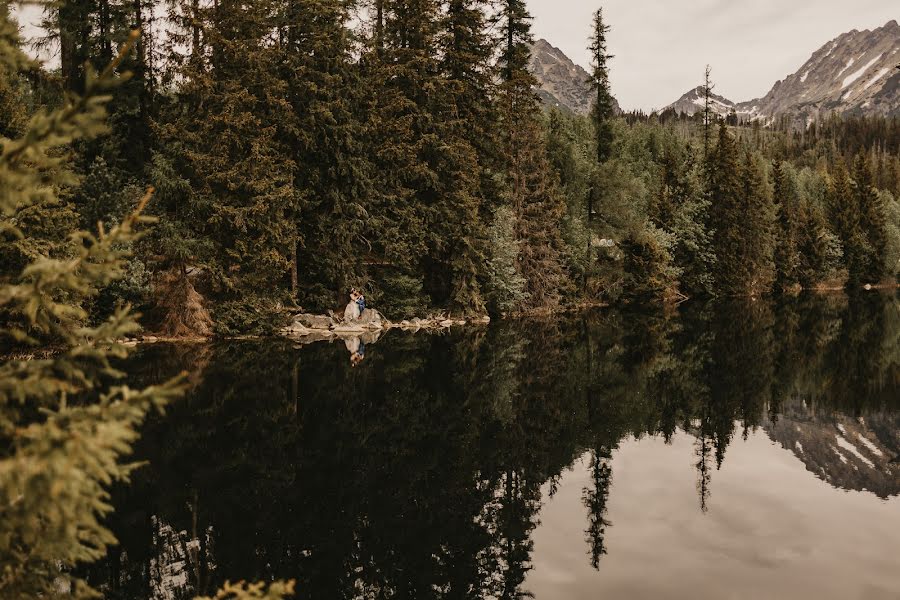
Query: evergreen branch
0,29,137,169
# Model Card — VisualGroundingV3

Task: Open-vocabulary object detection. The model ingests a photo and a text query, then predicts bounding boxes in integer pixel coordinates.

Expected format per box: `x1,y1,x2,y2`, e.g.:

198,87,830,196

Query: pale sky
527,0,899,112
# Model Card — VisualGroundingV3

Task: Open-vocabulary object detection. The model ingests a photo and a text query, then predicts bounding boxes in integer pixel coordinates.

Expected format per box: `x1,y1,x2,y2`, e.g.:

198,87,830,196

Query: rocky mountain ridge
664,19,900,124
665,85,740,117
765,404,899,499
528,38,620,116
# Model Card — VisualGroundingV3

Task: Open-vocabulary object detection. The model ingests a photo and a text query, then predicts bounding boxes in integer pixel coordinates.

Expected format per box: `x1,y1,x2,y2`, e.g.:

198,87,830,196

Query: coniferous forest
2,1,900,598
2,1,899,336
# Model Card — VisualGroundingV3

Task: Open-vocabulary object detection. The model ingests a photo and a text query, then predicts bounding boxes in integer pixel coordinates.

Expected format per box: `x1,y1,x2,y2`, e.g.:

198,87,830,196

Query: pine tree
494,0,569,307
587,8,615,165
702,65,715,161
281,0,371,309
708,122,745,293
431,0,498,313
772,160,801,290
738,151,775,295
829,159,865,287
0,7,77,280
0,3,26,139
659,147,716,296
0,22,294,600
362,0,440,310
583,446,613,569
853,153,888,283
157,0,297,295
796,192,830,288
707,124,774,296
44,0,156,165
485,205,528,314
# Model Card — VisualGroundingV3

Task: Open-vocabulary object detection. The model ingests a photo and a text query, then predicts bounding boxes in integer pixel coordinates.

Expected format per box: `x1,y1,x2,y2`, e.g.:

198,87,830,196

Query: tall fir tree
362,0,441,313
587,8,615,166
493,0,569,307
281,0,371,309
707,124,775,296
737,150,775,295
156,0,297,296
702,65,715,161
657,146,716,296
429,0,498,312
829,159,865,288
853,153,888,283
795,188,830,288
772,160,801,290
707,122,745,294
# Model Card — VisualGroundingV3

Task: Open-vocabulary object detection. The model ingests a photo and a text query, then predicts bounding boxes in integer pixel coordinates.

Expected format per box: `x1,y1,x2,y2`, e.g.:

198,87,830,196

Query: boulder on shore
356,308,384,329
291,313,335,330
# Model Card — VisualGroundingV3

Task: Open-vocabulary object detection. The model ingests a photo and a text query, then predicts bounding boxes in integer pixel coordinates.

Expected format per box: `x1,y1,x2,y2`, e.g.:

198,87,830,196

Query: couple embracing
343,289,366,321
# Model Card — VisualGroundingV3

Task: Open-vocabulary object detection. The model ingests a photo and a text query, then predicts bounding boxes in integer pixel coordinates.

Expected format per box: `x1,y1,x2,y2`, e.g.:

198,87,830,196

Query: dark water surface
88,294,900,599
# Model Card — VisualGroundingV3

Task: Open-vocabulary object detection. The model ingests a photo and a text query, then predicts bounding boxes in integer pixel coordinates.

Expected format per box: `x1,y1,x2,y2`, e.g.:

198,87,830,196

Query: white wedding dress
343,300,360,322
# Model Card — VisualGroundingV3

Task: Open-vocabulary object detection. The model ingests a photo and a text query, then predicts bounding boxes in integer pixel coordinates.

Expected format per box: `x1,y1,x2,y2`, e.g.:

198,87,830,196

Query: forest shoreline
116,300,612,346
121,285,899,347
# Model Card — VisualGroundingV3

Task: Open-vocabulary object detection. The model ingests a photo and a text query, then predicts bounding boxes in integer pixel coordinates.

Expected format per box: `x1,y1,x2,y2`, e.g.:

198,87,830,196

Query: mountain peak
665,19,900,125
527,39,621,116
663,86,737,117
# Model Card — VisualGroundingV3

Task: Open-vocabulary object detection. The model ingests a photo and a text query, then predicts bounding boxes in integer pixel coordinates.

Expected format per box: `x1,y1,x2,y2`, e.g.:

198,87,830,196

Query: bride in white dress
343,290,361,321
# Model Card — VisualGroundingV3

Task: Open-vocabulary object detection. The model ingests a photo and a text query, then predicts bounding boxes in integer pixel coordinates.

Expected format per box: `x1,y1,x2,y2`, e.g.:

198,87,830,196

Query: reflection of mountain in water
766,404,900,499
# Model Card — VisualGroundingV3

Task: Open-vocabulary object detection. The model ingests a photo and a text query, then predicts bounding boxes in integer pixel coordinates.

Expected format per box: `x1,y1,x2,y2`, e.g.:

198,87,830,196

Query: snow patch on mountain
837,56,857,77
862,67,891,91
665,20,900,126
841,53,883,88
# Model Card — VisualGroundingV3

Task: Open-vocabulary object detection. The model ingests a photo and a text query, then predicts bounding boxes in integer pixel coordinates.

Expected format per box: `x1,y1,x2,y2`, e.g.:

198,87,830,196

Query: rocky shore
281,309,490,341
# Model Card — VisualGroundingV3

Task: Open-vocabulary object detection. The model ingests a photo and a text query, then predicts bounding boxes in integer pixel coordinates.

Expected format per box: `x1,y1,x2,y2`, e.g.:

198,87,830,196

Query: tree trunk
290,237,299,298
133,0,149,123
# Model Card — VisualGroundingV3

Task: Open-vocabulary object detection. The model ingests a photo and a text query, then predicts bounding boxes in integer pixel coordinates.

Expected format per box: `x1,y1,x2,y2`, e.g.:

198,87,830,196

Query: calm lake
87,293,900,600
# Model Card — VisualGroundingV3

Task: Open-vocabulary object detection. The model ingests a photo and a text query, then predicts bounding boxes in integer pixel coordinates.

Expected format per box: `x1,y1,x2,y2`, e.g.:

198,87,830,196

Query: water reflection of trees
85,293,900,598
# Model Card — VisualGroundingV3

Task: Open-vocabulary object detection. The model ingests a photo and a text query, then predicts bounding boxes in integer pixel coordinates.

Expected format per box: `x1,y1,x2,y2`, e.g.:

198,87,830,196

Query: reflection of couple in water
344,289,369,366
345,336,365,366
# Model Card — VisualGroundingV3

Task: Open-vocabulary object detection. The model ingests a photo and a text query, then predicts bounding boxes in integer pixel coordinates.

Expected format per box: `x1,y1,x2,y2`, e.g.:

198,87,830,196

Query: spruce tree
707,125,774,296
829,160,865,287
432,0,497,313
772,160,801,290
281,0,371,309
493,0,569,307
0,3,26,139
583,446,613,569
0,21,295,600
707,122,745,293
156,0,297,296
796,192,830,288
659,147,716,296
0,28,185,599
853,153,888,283
0,7,77,280
588,8,615,165
738,151,775,295
362,0,440,311
702,65,715,161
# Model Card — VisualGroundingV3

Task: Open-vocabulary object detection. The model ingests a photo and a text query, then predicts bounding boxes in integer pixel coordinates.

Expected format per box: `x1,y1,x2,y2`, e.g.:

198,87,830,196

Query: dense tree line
2,1,899,335
0,9,292,598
